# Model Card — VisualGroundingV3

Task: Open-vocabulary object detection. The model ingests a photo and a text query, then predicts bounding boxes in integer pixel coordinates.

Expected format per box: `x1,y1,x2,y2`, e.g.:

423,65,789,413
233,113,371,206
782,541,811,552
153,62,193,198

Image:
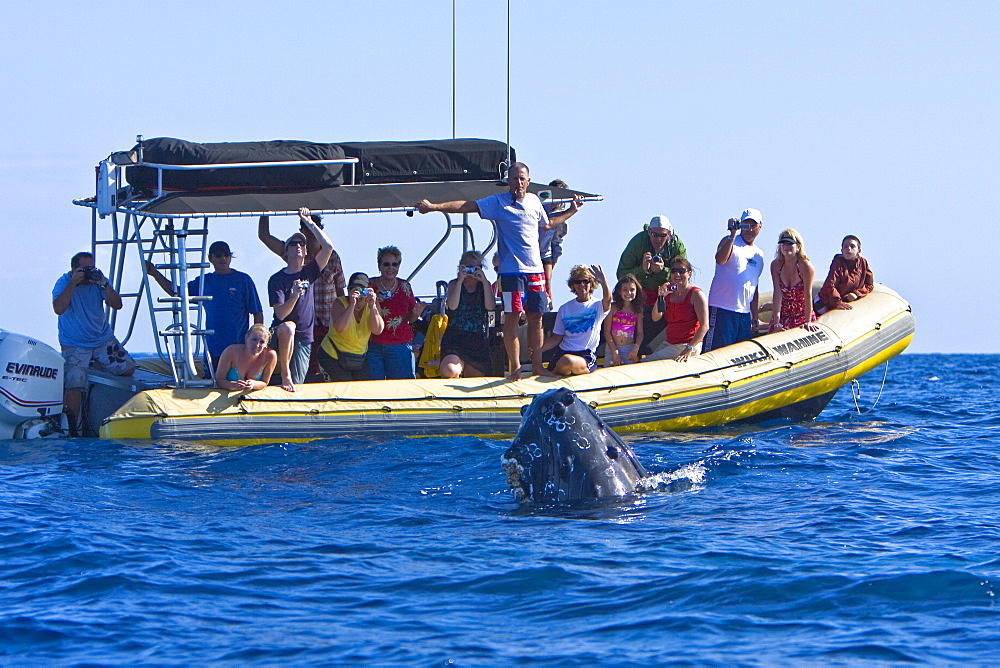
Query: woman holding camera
438,251,495,378
366,246,426,380
318,273,384,381
646,257,709,362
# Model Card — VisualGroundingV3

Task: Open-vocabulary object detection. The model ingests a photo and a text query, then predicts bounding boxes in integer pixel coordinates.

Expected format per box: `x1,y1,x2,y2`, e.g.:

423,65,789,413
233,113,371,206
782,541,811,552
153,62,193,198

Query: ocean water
1,354,998,665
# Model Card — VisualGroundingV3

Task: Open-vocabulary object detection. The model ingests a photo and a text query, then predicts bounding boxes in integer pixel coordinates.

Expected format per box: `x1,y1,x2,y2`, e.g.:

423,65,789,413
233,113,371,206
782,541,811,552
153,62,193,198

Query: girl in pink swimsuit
768,228,818,333
603,274,644,366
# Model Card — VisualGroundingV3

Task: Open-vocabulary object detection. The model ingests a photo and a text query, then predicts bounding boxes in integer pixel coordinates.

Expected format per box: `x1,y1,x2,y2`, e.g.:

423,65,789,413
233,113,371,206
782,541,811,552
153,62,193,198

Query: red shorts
499,273,549,314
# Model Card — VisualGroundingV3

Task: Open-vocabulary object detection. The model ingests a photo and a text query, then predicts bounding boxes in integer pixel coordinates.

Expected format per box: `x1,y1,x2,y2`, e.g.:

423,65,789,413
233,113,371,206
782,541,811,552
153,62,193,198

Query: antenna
452,0,456,139
506,0,511,172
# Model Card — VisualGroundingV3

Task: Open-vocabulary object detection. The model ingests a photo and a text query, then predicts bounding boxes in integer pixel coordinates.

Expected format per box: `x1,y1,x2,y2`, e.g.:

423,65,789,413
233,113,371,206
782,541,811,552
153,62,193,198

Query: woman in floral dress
768,229,818,333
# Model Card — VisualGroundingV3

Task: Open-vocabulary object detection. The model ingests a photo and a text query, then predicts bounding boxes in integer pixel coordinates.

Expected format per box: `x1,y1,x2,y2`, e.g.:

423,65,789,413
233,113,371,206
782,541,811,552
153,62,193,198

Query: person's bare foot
281,376,296,392
507,367,523,381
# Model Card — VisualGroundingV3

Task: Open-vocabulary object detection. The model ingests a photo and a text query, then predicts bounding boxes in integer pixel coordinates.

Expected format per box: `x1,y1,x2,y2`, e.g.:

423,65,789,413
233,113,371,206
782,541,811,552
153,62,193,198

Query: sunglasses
670,267,689,274
286,240,306,247
380,261,400,267
571,279,592,286
650,232,669,238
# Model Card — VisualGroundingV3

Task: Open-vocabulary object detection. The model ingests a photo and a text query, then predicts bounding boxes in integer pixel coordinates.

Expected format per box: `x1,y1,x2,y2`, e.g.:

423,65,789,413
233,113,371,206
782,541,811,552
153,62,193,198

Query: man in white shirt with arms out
416,162,580,380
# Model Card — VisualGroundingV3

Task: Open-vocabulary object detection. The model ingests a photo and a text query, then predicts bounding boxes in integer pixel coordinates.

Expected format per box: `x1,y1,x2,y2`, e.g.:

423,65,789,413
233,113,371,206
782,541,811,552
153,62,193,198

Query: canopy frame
74,149,602,388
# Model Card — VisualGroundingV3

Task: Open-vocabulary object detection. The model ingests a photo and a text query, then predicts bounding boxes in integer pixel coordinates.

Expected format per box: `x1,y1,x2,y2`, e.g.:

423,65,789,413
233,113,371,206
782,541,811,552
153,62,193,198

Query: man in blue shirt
416,163,580,380
52,251,136,435
146,240,264,373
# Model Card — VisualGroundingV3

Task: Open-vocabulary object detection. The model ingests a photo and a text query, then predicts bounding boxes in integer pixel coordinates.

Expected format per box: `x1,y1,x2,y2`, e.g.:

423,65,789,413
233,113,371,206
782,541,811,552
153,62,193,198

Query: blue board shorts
547,347,597,372
703,306,753,352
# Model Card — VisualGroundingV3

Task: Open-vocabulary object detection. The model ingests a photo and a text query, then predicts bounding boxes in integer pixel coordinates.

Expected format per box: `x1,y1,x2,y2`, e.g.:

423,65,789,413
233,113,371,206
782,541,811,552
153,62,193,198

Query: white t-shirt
708,236,765,313
553,296,610,352
476,192,548,274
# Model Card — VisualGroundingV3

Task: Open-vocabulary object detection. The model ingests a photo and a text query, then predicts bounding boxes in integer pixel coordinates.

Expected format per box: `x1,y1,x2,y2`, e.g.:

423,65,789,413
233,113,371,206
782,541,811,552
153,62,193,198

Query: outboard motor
0,330,67,438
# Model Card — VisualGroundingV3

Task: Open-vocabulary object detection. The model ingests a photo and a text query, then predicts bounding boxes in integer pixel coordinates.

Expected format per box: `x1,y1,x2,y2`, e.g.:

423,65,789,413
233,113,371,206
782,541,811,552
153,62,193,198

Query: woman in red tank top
647,257,709,362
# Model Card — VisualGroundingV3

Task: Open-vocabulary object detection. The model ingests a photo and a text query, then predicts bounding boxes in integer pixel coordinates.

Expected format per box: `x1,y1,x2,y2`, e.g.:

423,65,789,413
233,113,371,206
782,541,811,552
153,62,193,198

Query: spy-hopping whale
502,387,647,503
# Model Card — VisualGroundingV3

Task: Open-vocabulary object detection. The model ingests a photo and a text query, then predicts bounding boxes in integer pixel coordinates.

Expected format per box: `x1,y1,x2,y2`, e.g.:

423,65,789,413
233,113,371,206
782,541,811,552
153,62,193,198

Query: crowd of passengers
55,163,876,411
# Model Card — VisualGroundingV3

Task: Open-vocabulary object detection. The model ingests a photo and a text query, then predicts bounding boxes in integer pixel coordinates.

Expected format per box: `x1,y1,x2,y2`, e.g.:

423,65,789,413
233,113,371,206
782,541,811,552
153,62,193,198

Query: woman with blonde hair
768,228,818,332
538,264,612,376
215,324,278,394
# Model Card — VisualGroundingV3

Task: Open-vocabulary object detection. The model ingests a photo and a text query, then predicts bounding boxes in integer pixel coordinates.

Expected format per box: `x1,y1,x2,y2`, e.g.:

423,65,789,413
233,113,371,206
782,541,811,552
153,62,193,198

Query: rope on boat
234,345,850,407
851,361,889,415
236,366,719,405
236,329,890,409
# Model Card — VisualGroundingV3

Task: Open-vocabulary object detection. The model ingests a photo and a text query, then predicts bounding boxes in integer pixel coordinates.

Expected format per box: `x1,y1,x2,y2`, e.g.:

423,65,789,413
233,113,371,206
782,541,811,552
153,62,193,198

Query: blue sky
2,1,996,353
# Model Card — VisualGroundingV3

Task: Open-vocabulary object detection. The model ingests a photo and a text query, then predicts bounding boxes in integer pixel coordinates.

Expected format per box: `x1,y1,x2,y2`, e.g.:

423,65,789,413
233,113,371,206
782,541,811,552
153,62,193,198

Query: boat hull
100,285,914,445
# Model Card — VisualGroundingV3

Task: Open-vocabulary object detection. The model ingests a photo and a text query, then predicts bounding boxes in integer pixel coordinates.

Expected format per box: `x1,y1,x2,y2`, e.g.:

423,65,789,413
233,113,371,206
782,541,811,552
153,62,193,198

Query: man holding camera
268,207,336,392
259,211,345,381
616,215,687,355
703,208,766,352
52,251,136,436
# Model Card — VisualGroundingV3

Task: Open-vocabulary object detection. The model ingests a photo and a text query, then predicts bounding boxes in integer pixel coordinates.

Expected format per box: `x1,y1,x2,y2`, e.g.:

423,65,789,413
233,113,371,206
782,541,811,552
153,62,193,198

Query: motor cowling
0,330,64,439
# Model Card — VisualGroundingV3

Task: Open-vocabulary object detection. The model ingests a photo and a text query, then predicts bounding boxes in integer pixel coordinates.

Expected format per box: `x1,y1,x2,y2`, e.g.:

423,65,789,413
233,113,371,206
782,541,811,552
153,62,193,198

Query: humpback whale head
502,387,647,503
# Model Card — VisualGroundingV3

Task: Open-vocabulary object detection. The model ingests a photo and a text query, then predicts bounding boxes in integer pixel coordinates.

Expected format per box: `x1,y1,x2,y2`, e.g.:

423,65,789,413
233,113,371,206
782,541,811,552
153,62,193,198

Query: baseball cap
740,209,762,225
648,215,673,233
208,241,232,257
778,232,798,244
348,273,370,291
285,232,307,249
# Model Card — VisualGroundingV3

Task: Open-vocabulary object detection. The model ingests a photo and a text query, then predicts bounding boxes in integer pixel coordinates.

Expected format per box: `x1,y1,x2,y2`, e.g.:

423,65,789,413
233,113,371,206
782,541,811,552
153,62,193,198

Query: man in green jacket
616,215,687,355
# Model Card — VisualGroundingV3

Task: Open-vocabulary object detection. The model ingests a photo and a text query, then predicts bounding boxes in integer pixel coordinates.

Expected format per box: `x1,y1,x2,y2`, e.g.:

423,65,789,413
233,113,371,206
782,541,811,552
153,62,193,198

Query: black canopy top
133,181,601,218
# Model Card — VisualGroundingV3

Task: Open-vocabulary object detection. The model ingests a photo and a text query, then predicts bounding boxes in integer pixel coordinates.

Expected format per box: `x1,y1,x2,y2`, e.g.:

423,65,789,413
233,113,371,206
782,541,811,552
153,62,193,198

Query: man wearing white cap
703,208,766,352
616,215,687,355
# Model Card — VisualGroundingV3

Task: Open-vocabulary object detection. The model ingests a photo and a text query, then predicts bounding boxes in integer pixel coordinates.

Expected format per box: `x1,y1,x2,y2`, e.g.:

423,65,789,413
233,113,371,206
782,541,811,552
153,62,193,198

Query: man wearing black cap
259,211,346,382
267,207,335,392
145,240,264,372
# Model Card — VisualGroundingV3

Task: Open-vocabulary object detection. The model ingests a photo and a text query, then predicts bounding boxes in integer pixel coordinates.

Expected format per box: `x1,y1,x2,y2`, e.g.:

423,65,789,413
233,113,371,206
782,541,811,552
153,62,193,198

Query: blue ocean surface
1,354,998,665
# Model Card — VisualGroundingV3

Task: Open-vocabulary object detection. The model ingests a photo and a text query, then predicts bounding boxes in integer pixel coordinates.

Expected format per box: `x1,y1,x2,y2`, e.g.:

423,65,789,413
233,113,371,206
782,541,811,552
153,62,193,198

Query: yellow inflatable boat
100,284,914,445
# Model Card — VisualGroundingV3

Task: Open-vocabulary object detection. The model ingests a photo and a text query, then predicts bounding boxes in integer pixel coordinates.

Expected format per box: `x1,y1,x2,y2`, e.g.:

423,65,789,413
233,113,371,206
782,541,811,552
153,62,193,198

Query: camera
465,267,476,275
651,254,663,264
362,288,375,298
727,218,740,231
297,280,310,292
83,266,102,282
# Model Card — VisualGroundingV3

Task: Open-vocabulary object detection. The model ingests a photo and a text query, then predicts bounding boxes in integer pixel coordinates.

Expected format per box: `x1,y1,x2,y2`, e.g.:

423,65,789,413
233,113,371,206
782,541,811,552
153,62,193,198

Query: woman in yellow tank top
318,272,385,381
